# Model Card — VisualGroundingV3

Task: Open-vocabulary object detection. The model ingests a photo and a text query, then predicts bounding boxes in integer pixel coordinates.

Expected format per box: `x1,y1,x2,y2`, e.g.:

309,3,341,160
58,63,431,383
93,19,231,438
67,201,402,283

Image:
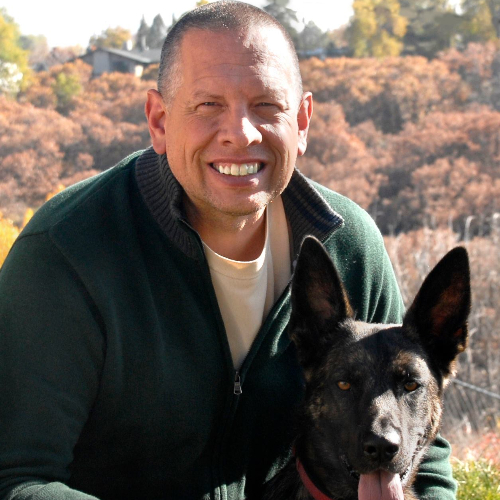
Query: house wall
109,54,136,74
93,52,111,76
80,50,151,78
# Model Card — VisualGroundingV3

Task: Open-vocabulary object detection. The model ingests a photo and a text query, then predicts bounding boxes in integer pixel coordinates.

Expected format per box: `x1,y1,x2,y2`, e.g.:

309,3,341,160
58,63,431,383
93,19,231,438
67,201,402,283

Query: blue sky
2,0,354,49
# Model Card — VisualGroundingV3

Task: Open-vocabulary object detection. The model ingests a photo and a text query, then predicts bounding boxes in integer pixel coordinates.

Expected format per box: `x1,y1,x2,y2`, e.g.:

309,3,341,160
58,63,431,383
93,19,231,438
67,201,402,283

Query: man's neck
185,199,267,262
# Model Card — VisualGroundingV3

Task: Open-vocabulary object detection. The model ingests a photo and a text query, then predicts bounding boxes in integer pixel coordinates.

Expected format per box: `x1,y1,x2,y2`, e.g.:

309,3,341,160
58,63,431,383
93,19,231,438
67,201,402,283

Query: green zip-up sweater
0,148,455,500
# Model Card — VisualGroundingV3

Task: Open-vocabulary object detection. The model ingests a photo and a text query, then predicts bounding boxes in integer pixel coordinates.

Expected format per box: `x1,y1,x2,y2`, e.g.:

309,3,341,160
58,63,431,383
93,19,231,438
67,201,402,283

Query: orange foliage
2,45,500,235
300,55,468,133
1,61,153,224
0,213,19,268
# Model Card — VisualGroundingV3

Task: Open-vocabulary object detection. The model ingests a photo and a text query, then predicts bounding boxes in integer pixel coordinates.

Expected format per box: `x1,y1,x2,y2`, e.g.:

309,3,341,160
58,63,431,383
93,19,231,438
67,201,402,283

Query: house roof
82,47,161,65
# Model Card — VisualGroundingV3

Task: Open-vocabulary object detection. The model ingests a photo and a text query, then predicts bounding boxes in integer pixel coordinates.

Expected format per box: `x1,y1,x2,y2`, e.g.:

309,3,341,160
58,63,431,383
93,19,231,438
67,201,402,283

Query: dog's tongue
358,471,404,500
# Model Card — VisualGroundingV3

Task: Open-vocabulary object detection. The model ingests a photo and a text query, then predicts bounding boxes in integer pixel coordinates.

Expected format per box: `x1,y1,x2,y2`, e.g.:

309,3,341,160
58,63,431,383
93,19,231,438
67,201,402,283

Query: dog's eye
337,381,351,391
404,381,419,392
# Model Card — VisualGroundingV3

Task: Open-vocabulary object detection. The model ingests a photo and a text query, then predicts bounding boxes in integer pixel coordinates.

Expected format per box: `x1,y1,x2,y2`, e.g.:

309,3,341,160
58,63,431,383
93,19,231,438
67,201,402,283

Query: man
0,2,456,499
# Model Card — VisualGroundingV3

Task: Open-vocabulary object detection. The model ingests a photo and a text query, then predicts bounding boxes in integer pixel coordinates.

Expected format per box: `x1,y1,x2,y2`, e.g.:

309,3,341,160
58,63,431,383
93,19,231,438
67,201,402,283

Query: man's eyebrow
190,91,223,101
256,90,288,101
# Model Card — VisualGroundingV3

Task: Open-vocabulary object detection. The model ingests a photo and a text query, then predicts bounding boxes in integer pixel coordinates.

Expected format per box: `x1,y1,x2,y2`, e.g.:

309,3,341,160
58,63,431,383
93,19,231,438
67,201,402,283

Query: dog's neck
296,454,335,500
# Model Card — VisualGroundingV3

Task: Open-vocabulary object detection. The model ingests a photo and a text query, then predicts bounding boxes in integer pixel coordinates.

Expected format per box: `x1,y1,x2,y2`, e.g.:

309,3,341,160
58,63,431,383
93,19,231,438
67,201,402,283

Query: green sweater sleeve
0,233,104,500
414,435,458,499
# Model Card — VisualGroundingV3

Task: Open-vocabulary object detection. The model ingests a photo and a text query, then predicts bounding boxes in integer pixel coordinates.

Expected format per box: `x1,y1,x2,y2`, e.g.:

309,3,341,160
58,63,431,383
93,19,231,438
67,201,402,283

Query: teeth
215,163,261,177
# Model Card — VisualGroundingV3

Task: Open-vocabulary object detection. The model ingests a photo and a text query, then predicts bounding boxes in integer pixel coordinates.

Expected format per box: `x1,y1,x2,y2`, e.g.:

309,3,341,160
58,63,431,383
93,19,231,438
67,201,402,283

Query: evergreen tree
135,16,150,51
348,0,408,58
262,0,299,45
400,0,461,57
147,15,168,50
296,21,327,53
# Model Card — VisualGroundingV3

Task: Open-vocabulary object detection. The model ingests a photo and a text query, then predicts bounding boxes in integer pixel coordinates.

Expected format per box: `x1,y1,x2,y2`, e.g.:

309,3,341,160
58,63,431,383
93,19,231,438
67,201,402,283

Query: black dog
263,237,471,500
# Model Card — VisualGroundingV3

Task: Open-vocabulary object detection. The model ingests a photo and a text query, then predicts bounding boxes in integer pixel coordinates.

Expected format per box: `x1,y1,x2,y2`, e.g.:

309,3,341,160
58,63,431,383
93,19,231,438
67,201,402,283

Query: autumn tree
461,0,500,41
89,26,132,49
348,0,408,57
0,212,19,267
0,9,30,93
438,42,500,109
24,59,92,114
19,34,49,69
300,56,467,133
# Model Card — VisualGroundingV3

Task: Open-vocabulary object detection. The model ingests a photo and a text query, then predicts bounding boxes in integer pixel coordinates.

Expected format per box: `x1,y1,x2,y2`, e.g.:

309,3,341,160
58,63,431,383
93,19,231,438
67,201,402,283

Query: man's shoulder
20,150,143,237
307,178,381,239
305,178,403,324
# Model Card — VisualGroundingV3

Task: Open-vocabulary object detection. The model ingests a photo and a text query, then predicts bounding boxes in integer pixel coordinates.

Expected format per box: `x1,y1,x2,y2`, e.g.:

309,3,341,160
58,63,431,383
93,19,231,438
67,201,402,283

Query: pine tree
146,15,168,50
400,0,461,57
135,16,150,51
296,21,327,53
262,0,299,46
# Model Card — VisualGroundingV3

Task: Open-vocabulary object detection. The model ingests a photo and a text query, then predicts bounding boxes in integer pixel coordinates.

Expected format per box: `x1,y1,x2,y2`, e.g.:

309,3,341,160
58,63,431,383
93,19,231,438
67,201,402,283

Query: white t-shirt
203,196,291,369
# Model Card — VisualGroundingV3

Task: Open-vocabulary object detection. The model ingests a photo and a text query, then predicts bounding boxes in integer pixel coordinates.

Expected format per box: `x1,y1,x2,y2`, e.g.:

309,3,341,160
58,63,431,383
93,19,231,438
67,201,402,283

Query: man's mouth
211,162,263,177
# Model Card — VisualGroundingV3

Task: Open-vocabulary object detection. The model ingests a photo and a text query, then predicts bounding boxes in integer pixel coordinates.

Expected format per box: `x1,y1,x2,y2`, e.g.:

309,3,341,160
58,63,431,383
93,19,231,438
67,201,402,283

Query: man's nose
218,109,262,147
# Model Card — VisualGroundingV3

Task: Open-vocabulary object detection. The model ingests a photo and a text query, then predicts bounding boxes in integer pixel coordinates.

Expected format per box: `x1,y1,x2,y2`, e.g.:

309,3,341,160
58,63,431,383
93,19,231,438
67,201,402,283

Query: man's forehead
178,27,296,94
180,27,293,69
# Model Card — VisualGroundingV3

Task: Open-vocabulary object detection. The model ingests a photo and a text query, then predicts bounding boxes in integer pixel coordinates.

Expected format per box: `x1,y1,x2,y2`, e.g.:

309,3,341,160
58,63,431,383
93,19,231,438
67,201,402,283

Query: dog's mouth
339,443,420,487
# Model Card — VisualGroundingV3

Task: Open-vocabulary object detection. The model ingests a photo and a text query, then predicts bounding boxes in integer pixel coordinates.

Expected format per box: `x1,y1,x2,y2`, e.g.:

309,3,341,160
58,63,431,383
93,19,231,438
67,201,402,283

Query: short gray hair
157,0,303,105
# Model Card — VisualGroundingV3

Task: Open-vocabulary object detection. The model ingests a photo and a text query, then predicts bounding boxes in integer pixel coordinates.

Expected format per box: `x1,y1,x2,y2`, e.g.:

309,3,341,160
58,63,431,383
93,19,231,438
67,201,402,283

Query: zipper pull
234,371,242,395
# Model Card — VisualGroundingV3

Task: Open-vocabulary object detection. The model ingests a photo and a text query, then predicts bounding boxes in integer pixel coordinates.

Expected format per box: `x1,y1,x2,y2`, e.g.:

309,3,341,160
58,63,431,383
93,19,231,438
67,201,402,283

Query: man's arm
0,233,103,500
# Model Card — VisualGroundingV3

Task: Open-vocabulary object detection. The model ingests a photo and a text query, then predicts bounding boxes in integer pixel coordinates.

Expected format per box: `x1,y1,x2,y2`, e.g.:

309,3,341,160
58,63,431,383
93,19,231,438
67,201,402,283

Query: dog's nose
363,432,400,463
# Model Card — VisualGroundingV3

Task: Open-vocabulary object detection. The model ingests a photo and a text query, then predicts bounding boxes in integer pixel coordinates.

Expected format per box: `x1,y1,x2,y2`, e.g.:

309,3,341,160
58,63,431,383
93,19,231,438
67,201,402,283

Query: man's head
145,0,312,233
157,1,303,106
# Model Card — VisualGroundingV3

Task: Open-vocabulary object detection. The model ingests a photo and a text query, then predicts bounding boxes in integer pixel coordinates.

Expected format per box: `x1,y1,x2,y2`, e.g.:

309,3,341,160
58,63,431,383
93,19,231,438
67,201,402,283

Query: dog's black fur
263,237,471,500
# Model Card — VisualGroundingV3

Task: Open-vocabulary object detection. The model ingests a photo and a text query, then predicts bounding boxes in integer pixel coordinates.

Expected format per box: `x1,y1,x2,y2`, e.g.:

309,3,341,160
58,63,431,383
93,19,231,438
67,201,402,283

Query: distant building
80,47,161,78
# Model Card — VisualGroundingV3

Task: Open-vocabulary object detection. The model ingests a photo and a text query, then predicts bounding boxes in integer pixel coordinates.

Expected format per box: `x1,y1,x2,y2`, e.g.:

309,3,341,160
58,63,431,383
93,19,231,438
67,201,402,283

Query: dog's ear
403,247,471,377
289,237,353,371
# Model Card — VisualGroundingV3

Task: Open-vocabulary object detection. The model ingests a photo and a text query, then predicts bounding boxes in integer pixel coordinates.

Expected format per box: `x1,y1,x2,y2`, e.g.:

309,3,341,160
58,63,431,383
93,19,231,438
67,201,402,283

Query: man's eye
201,102,217,106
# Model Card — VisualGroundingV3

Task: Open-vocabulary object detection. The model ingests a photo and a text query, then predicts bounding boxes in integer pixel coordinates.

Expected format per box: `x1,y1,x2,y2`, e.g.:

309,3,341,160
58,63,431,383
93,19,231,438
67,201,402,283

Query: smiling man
146,23,312,262
0,2,456,500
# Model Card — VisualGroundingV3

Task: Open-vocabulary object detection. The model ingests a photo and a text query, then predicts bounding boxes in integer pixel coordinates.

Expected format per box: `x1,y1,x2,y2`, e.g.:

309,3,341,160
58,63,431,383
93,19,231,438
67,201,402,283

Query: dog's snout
363,432,400,463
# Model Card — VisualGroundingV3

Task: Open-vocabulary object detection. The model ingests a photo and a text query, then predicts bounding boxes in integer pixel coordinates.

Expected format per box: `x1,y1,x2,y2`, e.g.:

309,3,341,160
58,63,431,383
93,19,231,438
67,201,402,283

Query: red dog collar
295,455,335,500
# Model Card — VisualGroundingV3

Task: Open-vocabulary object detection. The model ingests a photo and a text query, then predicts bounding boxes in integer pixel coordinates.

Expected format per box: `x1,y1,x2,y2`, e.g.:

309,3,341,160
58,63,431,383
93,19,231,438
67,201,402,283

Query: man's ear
145,89,167,155
297,92,313,157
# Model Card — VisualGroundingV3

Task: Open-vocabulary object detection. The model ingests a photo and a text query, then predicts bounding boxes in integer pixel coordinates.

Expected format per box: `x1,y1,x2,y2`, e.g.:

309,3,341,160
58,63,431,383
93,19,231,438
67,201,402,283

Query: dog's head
289,237,470,498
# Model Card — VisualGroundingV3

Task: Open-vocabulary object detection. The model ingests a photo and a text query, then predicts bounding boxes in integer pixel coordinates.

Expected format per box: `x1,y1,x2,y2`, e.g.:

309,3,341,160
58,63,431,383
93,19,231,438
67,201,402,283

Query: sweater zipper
233,370,242,395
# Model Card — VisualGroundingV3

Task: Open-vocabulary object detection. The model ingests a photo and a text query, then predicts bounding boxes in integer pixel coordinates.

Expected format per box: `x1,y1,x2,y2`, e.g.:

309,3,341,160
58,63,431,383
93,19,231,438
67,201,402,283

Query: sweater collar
135,147,344,260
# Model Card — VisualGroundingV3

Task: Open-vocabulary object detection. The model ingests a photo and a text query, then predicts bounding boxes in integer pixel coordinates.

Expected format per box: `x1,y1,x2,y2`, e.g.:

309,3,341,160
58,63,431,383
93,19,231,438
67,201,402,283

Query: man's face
146,27,312,223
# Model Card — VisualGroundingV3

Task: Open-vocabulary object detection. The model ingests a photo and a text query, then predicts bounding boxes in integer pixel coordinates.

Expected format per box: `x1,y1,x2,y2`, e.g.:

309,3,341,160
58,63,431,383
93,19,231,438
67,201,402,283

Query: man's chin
209,194,275,219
